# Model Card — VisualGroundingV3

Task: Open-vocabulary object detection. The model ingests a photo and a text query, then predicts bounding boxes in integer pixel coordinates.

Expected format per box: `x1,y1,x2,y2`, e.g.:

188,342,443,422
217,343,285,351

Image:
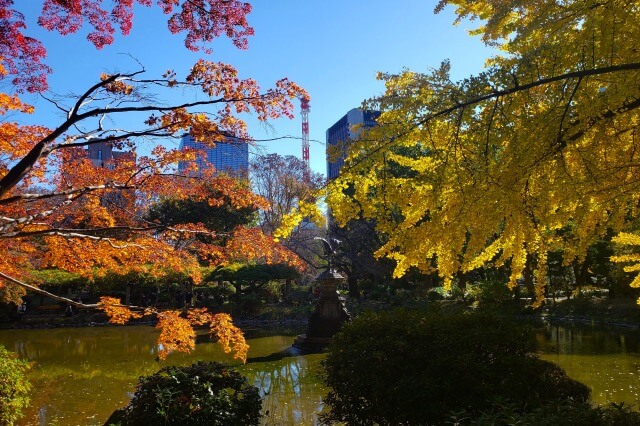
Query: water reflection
535,322,640,406
1,323,640,425
0,326,324,425
537,323,640,355
246,352,325,425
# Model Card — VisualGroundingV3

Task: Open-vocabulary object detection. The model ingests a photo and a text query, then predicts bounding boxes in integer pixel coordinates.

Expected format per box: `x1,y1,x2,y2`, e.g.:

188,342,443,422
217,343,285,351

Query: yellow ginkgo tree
325,0,640,304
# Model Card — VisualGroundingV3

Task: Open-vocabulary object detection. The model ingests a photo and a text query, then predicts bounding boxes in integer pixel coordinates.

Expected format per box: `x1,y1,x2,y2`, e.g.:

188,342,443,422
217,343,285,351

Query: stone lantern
294,239,350,351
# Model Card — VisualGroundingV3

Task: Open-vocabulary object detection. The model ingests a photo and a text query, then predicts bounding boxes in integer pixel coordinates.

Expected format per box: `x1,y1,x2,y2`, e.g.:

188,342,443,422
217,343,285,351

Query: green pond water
0,322,639,425
536,322,640,407
0,325,325,426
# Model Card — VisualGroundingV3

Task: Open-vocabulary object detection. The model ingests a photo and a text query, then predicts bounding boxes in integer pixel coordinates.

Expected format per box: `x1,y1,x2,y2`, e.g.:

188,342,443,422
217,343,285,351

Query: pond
1,322,639,425
536,322,640,406
0,325,325,425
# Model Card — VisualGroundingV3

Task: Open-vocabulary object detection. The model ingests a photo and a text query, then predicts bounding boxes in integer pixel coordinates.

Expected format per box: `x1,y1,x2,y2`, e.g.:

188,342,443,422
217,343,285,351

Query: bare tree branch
0,271,100,309
0,68,292,197
0,183,135,205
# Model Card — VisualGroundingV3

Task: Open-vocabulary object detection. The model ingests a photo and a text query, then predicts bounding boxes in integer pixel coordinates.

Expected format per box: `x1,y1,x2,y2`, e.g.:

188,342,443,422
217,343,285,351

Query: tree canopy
251,153,325,268
0,0,306,361
1,0,254,93
251,154,324,235
325,0,640,304
147,176,261,235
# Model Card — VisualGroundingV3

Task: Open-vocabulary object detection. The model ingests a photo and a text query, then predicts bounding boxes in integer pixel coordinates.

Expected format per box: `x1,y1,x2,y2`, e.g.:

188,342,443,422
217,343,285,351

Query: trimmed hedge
105,361,261,426
321,308,590,425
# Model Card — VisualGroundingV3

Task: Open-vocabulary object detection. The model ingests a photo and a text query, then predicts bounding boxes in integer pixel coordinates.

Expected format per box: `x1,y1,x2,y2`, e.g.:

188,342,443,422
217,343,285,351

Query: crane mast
300,97,310,180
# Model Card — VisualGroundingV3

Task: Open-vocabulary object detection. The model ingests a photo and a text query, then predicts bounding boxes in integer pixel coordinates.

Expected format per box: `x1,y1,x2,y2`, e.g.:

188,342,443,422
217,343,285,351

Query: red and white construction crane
300,96,310,180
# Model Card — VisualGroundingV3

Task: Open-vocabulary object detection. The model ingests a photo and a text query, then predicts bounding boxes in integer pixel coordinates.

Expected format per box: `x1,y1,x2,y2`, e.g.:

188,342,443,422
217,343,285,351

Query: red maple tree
0,0,307,362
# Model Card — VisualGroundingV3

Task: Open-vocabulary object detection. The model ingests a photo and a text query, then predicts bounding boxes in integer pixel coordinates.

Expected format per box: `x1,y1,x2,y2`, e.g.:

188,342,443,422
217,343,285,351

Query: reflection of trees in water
5,326,159,363
248,356,325,425
537,324,640,406
0,329,327,425
538,324,640,355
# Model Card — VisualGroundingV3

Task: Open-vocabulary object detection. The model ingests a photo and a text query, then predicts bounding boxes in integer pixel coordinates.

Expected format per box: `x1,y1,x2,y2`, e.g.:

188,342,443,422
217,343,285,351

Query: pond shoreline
0,315,308,330
2,314,636,333
2,297,639,330
514,314,640,330
533,297,640,329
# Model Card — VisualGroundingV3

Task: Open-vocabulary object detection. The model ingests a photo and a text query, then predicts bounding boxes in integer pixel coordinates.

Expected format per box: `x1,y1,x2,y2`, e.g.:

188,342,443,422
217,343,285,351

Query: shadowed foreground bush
105,361,261,426
321,308,590,425
446,398,640,425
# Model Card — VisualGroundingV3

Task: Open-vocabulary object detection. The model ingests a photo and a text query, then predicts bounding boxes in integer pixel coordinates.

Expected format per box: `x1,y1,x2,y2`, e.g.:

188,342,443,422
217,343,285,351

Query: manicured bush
320,308,590,425
0,345,31,426
446,398,640,425
466,278,514,305
105,361,261,426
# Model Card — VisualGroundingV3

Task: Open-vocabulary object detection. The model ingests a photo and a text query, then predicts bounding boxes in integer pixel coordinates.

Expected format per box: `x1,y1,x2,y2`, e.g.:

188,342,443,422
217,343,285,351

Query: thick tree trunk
283,278,292,300
573,259,591,294
523,254,536,300
455,271,468,300
348,276,360,299
125,283,131,306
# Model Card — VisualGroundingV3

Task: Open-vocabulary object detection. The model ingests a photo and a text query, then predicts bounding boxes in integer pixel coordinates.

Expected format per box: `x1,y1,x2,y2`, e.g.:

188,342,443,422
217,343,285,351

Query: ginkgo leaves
612,233,640,300
326,0,640,303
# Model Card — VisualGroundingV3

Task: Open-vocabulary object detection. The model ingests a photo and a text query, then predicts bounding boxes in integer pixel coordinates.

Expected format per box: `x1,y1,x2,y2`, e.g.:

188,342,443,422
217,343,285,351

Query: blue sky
15,1,495,176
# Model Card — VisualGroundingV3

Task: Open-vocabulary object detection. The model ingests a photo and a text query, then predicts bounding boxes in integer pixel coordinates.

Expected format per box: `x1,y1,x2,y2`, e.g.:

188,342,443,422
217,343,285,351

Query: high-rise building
178,133,249,176
326,108,380,180
84,142,135,214
86,141,129,169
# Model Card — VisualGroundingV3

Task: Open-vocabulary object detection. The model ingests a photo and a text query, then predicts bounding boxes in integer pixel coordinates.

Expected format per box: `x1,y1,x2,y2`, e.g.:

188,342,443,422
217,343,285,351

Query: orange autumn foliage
99,303,249,363
207,312,250,363
156,310,198,361
100,296,144,325
0,1,307,363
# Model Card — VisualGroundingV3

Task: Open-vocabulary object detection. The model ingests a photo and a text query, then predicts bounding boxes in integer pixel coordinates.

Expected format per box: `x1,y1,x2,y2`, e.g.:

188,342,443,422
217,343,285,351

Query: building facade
86,142,129,169
84,142,135,216
178,133,249,176
326,108,380,180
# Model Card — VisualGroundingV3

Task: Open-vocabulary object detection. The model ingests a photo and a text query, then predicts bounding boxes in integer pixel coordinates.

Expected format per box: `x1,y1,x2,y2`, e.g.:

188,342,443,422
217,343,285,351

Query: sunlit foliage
0,1,306,361
324,0,640,304
106,361,261,425
0,345,31,425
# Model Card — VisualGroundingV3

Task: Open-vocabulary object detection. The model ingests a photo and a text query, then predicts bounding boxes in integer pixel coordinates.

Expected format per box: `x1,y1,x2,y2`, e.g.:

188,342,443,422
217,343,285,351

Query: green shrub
426,287,446,301
446,398,640,425
466,278,514,305
106,361,261,426
233,292,262,316
0,345,31,426
194,282,235,307
320,308,590,425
